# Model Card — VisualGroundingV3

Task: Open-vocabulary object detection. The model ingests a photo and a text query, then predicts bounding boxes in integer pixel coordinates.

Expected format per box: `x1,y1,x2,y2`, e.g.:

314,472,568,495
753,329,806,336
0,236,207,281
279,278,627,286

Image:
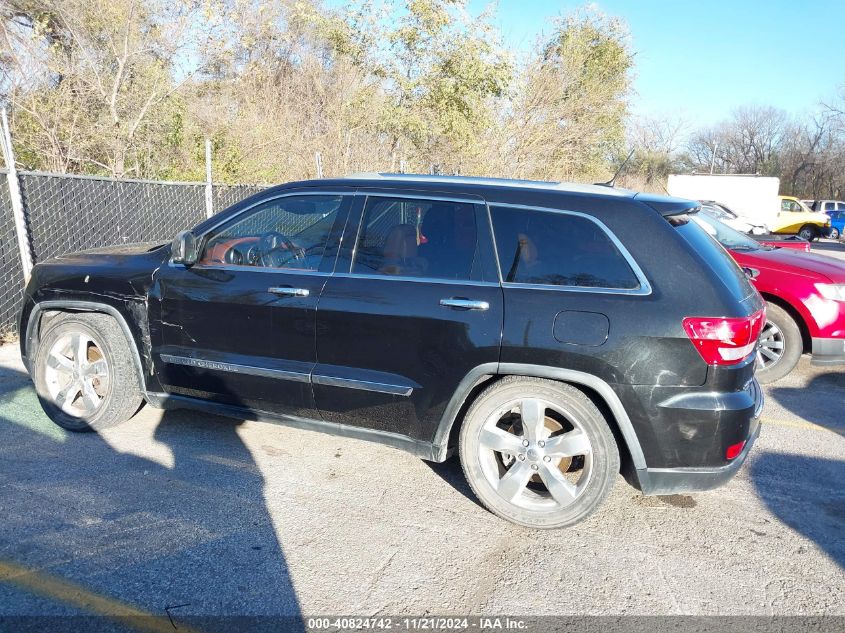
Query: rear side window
673,216,753,300
490,206,640,290
824,202,836,211
351,197,481,281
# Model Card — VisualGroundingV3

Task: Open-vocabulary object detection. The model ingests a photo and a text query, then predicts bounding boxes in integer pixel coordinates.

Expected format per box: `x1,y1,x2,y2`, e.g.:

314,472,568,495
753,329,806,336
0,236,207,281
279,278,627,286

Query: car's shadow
749,451,845,570
0,366,304,631
754,371,845,570
768,372,845,438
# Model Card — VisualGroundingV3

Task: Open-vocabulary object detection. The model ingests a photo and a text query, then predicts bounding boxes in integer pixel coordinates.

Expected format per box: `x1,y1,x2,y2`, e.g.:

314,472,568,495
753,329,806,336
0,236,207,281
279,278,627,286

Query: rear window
672,216,754,301
490,206,641,290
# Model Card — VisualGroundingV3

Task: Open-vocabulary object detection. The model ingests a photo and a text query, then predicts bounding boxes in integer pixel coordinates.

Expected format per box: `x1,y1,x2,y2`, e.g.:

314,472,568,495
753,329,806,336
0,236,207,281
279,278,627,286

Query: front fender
20,298,159,395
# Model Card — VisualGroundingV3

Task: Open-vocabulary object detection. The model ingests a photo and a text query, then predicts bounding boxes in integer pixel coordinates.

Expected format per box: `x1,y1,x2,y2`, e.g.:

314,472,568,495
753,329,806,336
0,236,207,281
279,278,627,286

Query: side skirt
143,391,438,461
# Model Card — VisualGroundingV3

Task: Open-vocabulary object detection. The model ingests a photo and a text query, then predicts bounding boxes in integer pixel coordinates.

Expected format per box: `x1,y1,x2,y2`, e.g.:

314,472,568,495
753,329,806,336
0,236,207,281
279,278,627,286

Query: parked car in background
754,235,811,252
806,199,845,213
19,174,765,529
774,196,831,241
700,201,768,235
824,209,845,240
699,206,811,252
693,211,845,382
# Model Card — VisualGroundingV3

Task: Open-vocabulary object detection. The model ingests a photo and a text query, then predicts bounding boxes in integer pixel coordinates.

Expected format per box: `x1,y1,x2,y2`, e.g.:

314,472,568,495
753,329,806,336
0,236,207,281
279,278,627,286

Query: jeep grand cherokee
19,174,765,528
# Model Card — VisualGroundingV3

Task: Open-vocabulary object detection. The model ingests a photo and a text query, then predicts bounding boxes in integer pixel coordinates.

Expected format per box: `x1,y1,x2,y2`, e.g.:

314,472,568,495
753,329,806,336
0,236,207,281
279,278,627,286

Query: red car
694,212,845,382
755,236,811,252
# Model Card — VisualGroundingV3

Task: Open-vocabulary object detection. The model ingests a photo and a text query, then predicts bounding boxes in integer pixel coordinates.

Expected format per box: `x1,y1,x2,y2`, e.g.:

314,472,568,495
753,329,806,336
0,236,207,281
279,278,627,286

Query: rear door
313,190,503,445
151,189,355,417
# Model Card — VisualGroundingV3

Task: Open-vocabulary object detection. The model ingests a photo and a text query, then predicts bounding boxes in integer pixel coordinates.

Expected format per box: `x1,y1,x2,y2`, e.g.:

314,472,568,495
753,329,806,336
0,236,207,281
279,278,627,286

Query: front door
313,191,504,445
151,190,355,417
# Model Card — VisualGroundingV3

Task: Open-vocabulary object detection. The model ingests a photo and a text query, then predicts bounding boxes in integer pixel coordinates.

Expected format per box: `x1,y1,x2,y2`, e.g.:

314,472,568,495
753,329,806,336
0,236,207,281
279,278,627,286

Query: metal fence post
0,108,33,279
204,139,214,218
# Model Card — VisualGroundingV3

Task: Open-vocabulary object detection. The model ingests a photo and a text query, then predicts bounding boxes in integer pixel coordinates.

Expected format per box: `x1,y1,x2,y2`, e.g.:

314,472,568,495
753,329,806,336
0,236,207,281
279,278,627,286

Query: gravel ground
1,241,843,627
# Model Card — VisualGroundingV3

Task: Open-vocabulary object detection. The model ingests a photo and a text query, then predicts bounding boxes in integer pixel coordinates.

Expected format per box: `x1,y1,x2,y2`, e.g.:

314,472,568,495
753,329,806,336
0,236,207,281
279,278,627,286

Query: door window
490,206,641,290
823,201,836,211
350,197,481,281
199,195,345,270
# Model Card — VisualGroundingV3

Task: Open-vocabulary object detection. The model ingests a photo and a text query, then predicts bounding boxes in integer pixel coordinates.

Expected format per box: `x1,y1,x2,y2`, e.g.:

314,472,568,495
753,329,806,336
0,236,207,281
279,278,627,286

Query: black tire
459,376,620,529
755,302,803,384
829,227,840,240
33,312,144,431
798,225,819,241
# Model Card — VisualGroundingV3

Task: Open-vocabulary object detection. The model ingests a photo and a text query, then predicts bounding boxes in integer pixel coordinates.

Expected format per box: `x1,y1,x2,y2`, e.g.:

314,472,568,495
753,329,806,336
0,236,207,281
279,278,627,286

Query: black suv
19,174,765,528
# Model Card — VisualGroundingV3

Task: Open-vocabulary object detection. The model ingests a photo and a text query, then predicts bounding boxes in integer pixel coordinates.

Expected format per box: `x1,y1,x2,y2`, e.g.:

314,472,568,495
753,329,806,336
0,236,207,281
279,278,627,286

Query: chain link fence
0,170,265,338
0,169,25,339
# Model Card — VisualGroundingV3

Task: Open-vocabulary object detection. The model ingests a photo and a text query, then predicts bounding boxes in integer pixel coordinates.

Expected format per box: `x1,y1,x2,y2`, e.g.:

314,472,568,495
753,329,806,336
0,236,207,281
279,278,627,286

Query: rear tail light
683,308,766,366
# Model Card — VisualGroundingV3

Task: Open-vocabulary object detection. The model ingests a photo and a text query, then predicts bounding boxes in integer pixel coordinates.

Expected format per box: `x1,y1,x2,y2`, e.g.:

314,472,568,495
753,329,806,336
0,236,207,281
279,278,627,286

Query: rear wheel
798,225,819,241
755,302,802,384
829,227,840,240
459,376,619,529
33,313,143,431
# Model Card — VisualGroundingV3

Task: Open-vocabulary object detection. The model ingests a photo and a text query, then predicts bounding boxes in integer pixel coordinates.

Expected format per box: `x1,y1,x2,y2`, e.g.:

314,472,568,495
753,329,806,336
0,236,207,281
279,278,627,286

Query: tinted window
200,195,344,270
824,202,835,211
673,216,753,301
351,197,480,281
490,206,640,290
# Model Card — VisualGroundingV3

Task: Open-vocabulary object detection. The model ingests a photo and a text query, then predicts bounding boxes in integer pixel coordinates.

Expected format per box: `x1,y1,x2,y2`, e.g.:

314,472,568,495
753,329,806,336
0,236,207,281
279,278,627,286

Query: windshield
691,212,761,251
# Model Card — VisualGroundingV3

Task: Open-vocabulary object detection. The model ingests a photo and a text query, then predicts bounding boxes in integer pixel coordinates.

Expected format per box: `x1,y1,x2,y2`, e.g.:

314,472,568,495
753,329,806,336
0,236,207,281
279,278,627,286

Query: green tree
502,7,633,181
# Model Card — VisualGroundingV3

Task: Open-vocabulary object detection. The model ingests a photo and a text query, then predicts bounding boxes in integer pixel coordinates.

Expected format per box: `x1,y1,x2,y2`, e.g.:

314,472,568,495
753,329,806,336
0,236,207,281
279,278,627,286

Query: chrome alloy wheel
43,331,110,417
477,398,593,512
757,320,785,369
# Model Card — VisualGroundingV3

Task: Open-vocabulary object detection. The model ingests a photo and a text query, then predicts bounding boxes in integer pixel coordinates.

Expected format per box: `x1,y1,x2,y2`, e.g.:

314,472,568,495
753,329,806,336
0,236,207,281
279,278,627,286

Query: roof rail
342,172,632,196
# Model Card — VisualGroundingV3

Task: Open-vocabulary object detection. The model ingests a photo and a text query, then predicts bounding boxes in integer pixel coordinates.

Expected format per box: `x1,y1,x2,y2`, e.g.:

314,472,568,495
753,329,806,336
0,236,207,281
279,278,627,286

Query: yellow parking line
761,417,842,434
0,559,199,633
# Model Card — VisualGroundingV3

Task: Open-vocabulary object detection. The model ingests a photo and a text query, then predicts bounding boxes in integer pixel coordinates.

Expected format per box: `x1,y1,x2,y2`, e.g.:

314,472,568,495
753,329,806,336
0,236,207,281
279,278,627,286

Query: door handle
440,298,489,311
268,286,310,297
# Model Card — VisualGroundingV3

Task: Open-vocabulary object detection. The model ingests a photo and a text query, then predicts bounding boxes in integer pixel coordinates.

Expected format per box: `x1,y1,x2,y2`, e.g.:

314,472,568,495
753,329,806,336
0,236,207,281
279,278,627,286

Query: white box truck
666,174,779,226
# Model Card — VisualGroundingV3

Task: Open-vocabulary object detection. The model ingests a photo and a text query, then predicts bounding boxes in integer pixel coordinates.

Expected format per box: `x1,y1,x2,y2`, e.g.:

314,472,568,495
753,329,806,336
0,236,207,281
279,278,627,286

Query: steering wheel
257,231,306,268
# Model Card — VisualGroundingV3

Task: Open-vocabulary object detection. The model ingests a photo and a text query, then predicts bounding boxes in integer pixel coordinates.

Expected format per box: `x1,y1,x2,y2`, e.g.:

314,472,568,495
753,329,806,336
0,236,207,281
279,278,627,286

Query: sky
467,0,844,125
326,0,845,127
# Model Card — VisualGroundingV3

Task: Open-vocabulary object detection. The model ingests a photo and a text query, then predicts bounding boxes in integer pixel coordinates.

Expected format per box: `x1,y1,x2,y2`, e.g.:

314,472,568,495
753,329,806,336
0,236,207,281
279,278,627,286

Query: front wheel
33,312,144,431
755,302,803,384
798,225,819,241
459,376,620,529
829,227,840,240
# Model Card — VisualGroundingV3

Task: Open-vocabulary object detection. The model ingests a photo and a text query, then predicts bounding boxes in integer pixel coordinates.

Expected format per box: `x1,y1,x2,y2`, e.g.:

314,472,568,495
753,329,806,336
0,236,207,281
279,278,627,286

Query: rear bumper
811,337,845,365
634,378,764,496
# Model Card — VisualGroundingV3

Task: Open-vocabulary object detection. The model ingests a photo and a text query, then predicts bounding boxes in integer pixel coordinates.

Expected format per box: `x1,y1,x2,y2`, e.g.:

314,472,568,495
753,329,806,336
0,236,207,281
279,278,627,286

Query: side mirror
171,230,198,266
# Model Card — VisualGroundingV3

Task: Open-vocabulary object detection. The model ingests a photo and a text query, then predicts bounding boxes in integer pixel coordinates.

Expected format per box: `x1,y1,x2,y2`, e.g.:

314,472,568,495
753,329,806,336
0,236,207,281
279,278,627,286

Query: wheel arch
432,363,648,475
24,300,148,392
758,292,812,354
798,223,820,240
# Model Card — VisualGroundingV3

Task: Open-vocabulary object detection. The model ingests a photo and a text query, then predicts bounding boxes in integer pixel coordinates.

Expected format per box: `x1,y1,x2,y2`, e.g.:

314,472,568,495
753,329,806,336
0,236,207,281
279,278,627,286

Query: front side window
199,195,345,270
824,202,836,211
351,197,480,281
490,206,640,290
